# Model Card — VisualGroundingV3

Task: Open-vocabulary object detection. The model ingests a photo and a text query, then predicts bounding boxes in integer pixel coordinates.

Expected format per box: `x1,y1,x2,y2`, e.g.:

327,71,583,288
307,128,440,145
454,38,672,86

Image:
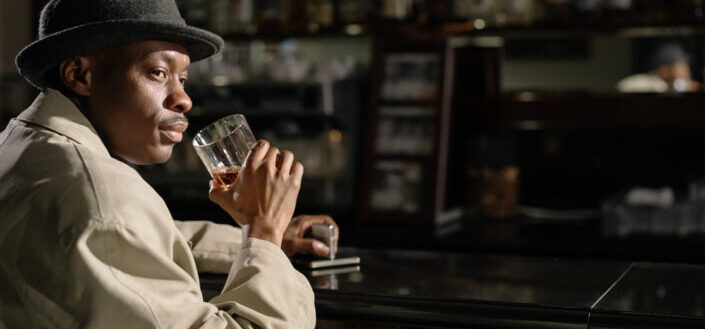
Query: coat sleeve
175,220,244,273
74,220,316,329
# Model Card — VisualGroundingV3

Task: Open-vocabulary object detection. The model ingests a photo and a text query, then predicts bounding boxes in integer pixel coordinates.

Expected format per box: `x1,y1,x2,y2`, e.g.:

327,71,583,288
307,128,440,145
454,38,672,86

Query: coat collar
17,89,111,157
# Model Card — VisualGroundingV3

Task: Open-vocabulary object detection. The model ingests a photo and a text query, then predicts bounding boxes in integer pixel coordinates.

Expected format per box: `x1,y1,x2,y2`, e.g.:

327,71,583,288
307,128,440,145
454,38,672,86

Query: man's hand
282,215,339,257
208,140,303,247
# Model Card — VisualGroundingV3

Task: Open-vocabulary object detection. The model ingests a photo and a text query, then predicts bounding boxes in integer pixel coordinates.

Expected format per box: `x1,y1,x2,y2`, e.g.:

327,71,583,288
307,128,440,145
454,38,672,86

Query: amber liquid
211,167,241,190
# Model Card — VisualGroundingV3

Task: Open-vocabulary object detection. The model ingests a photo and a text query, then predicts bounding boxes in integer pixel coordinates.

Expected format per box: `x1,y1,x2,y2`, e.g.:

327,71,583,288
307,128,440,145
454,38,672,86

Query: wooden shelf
459,92,705,129
219,29,370,42
452,23,705,38
378,99,439,107
189,110,342,121
216,22,447,43
374,153,433,162
206,20,705,45
209,20,705,43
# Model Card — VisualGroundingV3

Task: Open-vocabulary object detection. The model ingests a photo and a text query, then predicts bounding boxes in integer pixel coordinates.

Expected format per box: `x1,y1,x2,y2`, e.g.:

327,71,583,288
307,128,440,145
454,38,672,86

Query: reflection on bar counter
603,181,705,237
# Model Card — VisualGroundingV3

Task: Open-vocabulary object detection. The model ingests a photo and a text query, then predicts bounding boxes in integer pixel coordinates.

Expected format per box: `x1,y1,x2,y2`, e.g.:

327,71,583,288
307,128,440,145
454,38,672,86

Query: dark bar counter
591,263,705,329
199,248,705,328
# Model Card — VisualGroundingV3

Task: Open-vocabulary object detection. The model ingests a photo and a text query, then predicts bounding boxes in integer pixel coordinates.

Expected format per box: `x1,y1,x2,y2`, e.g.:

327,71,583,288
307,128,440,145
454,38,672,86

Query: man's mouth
159,120,188,143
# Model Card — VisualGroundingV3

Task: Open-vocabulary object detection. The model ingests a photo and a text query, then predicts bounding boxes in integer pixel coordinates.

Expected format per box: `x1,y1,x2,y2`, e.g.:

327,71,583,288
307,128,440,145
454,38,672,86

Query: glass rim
192,114,247,148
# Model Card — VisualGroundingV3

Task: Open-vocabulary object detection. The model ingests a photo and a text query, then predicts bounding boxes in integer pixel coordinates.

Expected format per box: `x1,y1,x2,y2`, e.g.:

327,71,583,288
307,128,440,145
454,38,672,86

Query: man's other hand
282,215,339,257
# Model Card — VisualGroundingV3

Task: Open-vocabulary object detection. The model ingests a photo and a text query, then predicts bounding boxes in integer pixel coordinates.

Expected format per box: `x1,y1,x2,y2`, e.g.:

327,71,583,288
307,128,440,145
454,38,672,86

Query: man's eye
179,77,187,85
152,69,167,78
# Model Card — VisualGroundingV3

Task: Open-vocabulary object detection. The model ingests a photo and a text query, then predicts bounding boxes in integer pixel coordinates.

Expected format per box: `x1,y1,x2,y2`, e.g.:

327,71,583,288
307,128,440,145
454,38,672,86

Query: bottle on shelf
256,0,286,34
602,0,633,25
494,0,538,27
283,0,310,33
466,134,520,219
694,0,705,22
541,0,574,25
422,0,453,26
337,0,375,25
451,0,493,23
675,0,705,23
209,0,231,34
229,0,256,34
181,0,210,29
574,0,601,24
307,0,335,32
371,161,423,213
380,0,416,21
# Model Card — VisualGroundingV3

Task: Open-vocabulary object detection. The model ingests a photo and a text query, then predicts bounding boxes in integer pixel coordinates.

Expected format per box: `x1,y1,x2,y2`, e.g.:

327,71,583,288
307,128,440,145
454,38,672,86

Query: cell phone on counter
292,224,360,269
293,251,360,269
311,224,336,260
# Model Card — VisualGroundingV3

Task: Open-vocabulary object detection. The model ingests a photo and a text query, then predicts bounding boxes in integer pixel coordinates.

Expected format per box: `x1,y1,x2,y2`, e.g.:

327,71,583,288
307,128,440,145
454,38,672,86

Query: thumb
293,238,330,257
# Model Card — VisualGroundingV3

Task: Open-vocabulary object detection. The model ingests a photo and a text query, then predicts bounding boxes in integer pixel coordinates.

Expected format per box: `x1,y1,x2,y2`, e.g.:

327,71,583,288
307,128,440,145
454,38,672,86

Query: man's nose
166,84,192,113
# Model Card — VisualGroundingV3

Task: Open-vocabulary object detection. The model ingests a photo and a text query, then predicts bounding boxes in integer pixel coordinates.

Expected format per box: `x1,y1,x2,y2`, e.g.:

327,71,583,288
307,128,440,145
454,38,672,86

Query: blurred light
657,285,667,299
211,76,228,86
308,23,320,33
473,19,486,30
673,78,688,92
329,129,343,143
349,272,364,283
345,24,363,36
516,121,544,131
495,13,507,26
189,106,205,116
516,91,537,102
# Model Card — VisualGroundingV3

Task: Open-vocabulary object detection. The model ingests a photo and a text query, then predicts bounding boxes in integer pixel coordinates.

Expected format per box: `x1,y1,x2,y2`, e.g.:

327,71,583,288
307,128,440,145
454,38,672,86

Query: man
0,0,337,328
617,43,701,93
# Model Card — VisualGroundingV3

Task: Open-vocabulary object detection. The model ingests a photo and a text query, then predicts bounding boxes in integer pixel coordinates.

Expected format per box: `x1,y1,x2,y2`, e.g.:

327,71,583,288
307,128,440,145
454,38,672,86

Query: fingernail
313,241,330,254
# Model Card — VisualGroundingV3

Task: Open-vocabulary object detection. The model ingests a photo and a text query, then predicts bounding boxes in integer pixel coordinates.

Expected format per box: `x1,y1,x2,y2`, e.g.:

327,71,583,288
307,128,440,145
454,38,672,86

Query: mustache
159,115,189,127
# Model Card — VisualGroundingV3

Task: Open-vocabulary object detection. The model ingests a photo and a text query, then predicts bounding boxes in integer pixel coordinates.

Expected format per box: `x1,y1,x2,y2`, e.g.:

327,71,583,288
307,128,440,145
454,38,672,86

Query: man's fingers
265,146,280,169
296,215,337,237
295,238,330,256
291,162,303,182
247,140,270,165
278,150,294,174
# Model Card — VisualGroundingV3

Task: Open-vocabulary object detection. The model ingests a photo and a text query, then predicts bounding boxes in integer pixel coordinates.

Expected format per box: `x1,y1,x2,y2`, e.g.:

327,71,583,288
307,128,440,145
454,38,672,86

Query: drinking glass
193,114,257,190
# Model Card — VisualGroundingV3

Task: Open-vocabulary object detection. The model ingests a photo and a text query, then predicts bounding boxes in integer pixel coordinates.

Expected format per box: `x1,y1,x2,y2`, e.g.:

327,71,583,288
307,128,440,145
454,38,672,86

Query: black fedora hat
16,0,224,90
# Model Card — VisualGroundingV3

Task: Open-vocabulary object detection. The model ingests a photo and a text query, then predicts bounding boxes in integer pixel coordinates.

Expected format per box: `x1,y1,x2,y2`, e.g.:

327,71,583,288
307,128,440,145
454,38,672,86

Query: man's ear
59,56,94,96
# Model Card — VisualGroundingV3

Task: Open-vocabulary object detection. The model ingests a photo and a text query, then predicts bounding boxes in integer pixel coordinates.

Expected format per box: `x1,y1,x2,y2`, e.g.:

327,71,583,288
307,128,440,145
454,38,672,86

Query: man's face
86,40,192,165
657,61,692,84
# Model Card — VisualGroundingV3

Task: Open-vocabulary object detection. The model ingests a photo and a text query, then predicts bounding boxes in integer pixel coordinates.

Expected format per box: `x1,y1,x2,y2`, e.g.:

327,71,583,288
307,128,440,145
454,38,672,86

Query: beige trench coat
0,90,315,329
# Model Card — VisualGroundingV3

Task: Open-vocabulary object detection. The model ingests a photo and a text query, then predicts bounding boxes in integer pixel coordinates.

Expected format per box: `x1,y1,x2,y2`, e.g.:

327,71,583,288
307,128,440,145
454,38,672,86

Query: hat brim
16,19,224,89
